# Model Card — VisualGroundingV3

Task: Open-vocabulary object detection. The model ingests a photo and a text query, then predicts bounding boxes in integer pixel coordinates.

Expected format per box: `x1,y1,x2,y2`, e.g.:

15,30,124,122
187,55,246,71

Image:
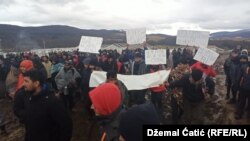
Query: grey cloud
0,0,16,6
1,0,250,34
33,0,83,5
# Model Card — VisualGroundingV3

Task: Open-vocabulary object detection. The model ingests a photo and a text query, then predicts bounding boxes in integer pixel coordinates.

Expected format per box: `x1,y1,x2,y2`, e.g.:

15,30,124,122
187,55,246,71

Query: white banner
89,70,170,90
126,28,146,45
145,49,166,65
78,36,103,54
193,47,219,66
176,30,210,48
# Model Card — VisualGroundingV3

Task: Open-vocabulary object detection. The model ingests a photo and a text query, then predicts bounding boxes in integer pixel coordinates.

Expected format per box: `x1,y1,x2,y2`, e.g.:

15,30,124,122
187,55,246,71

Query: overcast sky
0,0,249,35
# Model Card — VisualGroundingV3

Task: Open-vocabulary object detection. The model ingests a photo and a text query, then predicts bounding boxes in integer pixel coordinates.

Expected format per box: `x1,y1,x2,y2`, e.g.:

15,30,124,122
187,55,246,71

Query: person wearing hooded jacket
89,83,123,141
228,51,241,104
55,60,81,112
235,55,250,119
13,60,34,123
16,60,34,91
51,57,64,91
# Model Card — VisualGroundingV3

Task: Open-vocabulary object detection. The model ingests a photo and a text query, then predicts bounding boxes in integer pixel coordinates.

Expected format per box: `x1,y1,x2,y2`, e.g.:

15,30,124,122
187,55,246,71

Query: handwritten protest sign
176,30,210,48
126,28,146,45
193,47,219,66
145,49,166,65
78,36,103,54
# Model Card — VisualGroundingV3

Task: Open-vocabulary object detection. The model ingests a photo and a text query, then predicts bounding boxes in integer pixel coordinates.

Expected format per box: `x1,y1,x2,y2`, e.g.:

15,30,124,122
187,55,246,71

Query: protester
32,58,47,80
55,60,81,112
128,52,148,106
14,69,72,141
16,60,34,91
119,103,160,141
51,57,64,91
235,55,250,119
42,56,52,82
228,50,240,104
167,69,215,124
149,65,166,118
0,57,9,98
224,54,232,99
89,83,123,141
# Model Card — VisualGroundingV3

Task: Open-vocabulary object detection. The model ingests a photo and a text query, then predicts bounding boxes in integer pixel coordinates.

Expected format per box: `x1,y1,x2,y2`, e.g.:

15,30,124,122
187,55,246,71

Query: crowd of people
0,45,249,141
223,47,250,120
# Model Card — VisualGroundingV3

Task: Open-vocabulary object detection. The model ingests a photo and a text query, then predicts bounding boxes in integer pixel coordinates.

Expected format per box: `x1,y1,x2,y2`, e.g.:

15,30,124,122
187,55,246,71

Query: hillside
0,24,250,51
0,24,125,51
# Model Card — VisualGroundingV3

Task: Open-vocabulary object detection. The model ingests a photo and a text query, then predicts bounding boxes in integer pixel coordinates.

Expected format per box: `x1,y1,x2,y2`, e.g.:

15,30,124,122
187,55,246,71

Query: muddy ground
0,99,100,141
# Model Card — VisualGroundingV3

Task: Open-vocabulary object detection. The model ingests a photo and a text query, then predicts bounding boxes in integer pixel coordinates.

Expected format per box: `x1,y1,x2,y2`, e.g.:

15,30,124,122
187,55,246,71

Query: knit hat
20,60,34,70
241,49,248,55
89,83,121,116
119,103,160,141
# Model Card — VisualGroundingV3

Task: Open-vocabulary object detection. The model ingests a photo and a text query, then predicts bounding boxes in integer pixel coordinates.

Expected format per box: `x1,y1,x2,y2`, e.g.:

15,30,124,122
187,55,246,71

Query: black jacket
169,74,215,103
14,87,72,141
97,107,124,141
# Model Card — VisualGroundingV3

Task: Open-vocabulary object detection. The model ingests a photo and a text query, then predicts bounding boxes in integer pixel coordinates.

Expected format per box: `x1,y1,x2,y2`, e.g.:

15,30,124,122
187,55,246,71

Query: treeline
209,39,250,50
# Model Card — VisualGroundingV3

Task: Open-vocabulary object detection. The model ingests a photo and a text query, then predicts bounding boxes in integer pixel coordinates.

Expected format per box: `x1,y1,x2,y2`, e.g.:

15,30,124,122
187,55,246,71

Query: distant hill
0,24,250,51
0,24,126,51
209,29,250,49
210,29,250,39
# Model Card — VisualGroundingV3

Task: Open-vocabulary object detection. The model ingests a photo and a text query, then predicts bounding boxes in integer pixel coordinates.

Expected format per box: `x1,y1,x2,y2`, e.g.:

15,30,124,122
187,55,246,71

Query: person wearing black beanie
119,103,160,141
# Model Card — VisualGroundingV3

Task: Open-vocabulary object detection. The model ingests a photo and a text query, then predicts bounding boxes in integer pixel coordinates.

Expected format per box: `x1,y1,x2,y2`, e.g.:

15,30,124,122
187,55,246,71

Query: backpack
241,67,250,91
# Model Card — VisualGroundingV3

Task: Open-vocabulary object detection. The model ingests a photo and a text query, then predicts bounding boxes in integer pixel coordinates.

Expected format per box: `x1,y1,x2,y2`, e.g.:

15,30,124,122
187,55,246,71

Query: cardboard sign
176,30,210,48
78,36,103,54
145,49,166,65
89,70,170,90
126,28,146,45
193,47,219,66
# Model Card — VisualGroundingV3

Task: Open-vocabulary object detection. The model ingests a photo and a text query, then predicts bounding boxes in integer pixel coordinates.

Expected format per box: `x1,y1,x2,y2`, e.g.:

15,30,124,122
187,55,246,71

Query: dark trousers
0,111,5,132
82,89,94,120
180,98,205,124
51,72,59,91
226,76,232,98
237,89,250,117
151,91,163,111
151,91,164,121
231,84,239,102
129,90,146,106
61,88,74,111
